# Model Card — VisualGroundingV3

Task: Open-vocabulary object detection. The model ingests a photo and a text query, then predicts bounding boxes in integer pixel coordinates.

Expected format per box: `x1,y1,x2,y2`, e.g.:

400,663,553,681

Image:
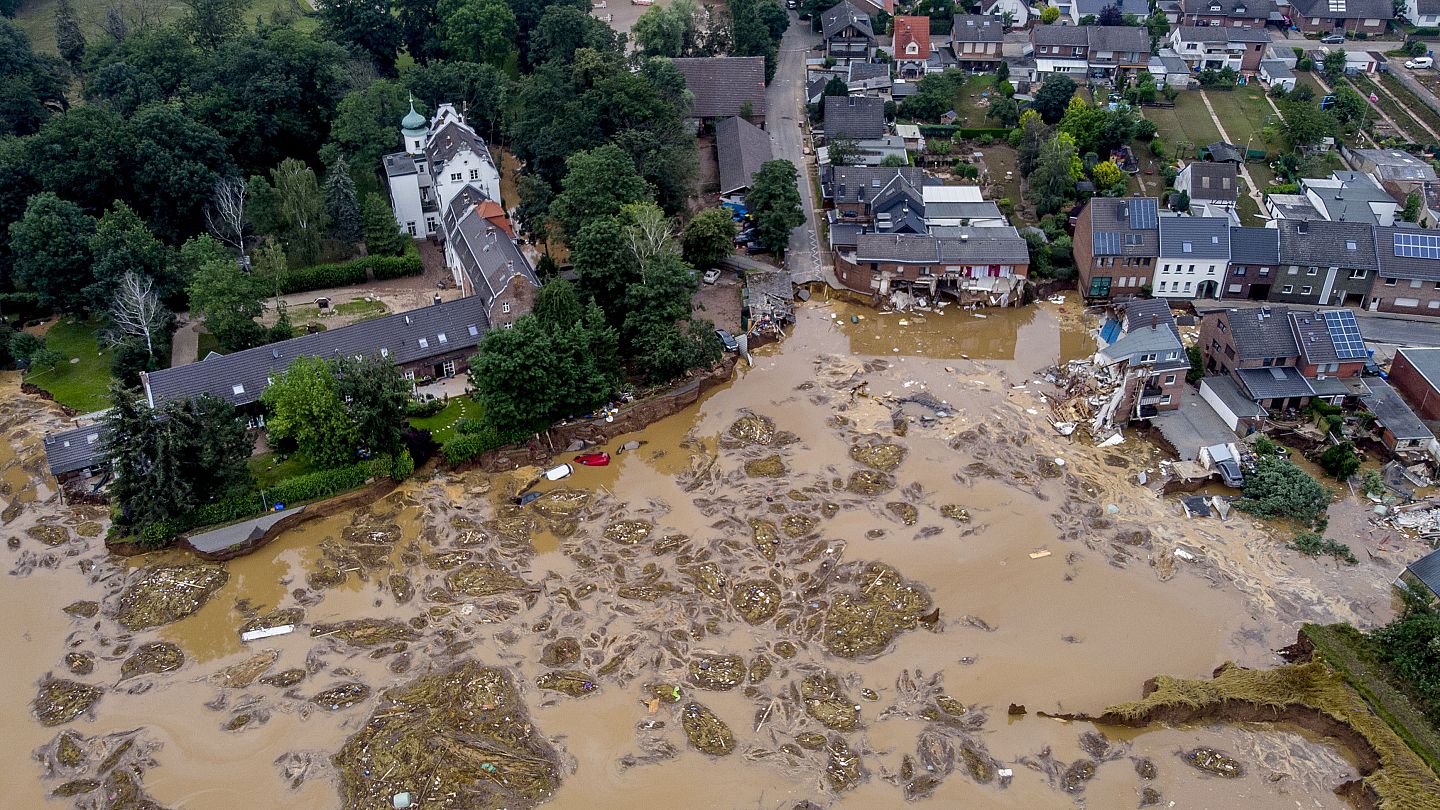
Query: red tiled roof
476,200,513,238
893,16,931,60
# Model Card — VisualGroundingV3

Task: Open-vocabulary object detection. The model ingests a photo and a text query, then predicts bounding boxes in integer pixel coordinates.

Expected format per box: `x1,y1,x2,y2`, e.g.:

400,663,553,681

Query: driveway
768,14,830,286
1268,30,1407,51
1150,386,1239,461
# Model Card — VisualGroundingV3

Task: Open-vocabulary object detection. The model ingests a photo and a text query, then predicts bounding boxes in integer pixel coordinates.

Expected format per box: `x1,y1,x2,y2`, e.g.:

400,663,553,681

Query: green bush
1317,441,1362,480
265,462,372,505
1237,455,1331,527
406,398,446,418
916,125,1016,138
1289,531,1358,564
277,250,423,295
442,422,532,465
389,448,415,481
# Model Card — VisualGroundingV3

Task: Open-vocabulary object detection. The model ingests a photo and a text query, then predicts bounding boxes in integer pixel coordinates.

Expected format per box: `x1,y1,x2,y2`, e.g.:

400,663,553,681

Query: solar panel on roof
1128,199,1158,230
1321,310,1367,360
1394,232,1440,259
1093,231,1123,255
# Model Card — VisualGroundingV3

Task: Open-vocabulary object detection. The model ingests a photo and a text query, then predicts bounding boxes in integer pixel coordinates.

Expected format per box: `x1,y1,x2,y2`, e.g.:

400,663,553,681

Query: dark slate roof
1408,546,1440,597
854,228,1030,264
1260,60,1295,79
823,165,924,203
1220,306,1301,360
1288,311,1341,365
445,201,540,306
1289,0,1393,19
824,95,887,140
925,200,1005,220
1304,171,1395,224
1174,25,1270,43
821,0,875,40
890,81,920,98
1202,375,1266,419
1237,365,1316,400
382,152,418,178
1075,0,1147,12
1086,197,1161,257
1159,215,1231,260
848,62,890,82
1207,141,1244,163
143,296,491,407
1229,226,1280,265
1277,220,1378,270
830,221,862,248
425,122,486,167
1181,0,1277,16
1397,347,1440,393
1420,0,1440,13
673,57,768,119
715,116,774,194
1376,226,1440,280
1088,25,1151,53
1032,26,1091,47
1362,378,1432,440
1184,162,1239,202
1350,149,1438,183
43,424,107,476
951,14,1005,42
1120,298,1177,333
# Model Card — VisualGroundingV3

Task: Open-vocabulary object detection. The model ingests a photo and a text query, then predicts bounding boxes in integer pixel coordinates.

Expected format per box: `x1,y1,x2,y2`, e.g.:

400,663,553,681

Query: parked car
735,227,757,244
715,329,739,352
1321,33,1345,45
702,268,721,285
574,452,610,466
745,242,769,255
1407,57,1434,69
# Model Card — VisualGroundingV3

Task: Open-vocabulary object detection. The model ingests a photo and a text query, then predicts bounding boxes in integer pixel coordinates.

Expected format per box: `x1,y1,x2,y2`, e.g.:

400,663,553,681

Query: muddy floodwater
0,295,1411,809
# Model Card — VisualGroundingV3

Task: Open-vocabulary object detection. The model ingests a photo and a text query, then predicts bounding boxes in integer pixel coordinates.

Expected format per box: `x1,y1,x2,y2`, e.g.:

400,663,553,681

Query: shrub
1316,441,1362,480
1289,531,1358,564
277,250,423,295
1253,435,1279,456
265,462,372,505
1134,119,1158,140
1237,455,1330,527
916,125,1015,138
406,398,446,418
388,448,415,481
441,422,533,465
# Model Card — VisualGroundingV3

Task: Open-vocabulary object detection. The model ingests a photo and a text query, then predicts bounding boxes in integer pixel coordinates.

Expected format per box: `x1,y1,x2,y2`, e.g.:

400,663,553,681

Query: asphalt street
767,15,828,285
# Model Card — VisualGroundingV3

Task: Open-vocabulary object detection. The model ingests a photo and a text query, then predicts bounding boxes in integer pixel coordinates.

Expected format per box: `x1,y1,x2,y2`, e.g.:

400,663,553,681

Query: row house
1178,0,1275,27
950,15,1004,72
1076,197,1161,301
1223,225,1281,300
1096,299,1189,418
1266,219,1378,308
1287,0,1393,34
1199,306,1370,409
820,1,877,63
1175,161,1239,215
1031,25,1152,79
821,165,928,224
1154,215,1231,300
1403,0,1440,26
835,229,1031,305
1372,227,1440,314
1056,0,1147,25
1168,25,1271,72
893,16,933,79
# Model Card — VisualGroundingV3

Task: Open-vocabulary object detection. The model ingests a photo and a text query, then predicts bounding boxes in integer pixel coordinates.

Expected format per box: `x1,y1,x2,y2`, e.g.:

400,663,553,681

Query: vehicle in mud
543,464,573,481
574,452,610,466
715,330,739,352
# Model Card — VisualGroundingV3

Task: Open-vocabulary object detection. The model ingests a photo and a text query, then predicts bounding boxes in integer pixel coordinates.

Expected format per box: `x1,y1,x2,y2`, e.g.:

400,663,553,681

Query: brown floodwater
0,298,1420,809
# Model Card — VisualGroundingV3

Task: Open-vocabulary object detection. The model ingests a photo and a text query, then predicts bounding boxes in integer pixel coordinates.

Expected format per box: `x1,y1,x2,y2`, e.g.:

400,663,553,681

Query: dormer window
1209,1,1221,10
418,337,429,349
906,42,918,54
437,332,447,344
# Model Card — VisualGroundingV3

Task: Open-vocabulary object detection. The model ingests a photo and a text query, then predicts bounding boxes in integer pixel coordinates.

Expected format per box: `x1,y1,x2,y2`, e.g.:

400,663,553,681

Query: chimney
1151,314,1158,330
433,293,442,306
961,233,969,242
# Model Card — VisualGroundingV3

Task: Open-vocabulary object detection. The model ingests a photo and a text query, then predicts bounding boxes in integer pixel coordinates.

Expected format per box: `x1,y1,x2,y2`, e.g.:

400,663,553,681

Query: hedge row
916,125,1016,139
277,250,423,295
441,423,533,465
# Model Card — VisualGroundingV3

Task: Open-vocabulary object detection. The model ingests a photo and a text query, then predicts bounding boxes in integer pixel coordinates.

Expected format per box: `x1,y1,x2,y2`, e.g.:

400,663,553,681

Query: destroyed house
1097,299,1188,418
834,229,1030,304
43,424,108,482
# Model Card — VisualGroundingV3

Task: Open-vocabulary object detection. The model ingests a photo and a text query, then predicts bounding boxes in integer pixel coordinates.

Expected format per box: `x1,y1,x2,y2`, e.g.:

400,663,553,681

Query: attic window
1182,241,1193,253
437,332,448,344
418,337,429,349
232,384,245,395
468,325,479,337
87,434,98,444
1346,240,1357,250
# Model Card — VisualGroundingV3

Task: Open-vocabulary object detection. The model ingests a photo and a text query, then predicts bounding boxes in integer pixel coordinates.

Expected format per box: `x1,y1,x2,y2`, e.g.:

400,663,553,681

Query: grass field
408,395,479,445
25,319,113,414
12,0,315,54
248,451,317,489
1204,87,1284,155
1142,92,1221,161
948,74,997,129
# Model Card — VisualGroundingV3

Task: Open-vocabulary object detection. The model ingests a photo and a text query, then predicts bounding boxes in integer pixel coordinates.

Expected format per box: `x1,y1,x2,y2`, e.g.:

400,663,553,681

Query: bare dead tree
108,271,164,357
205,177,248,256
623,203,676,267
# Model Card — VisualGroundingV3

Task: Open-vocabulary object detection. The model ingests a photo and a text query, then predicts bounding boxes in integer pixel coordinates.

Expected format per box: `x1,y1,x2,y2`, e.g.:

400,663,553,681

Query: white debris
1173,548,1197,562
240,625,295,642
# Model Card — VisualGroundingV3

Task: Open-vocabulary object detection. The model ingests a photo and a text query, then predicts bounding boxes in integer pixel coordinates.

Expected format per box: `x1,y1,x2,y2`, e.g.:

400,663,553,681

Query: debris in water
211,650,280,689
119,641,184,678
33,679,103,726
846,470,896,496
313,683,371,710
310,619,419,647
682,702,735,755
801,673,860,731
744,455,786,477
731,579,782,624
241,625,295,642
540,637,581,667
824,562,933,658
1028,550,1052,560
114,563,229,630
689,654,746,690
446,561,529,597
61,601,99,618
849,440,906,472
1182,747,1244,778
604,520,653,545
536,671,598,697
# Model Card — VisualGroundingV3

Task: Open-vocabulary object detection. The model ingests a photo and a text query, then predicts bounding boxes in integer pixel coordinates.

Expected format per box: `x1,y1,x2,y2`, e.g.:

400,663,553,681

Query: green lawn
408,395,480,445
949,75,997,128
248,451,317,489
334,298,387,317
1142,92,1221,161
1204,88,1284,155
12,0,314,54
25,319,113,413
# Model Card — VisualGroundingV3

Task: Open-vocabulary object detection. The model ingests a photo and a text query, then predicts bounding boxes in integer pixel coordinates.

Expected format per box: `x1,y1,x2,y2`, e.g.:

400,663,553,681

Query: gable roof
1159,215,1231,260
1277,219,1378,269
1032,25,1092,47
1237,365,1316,400
1181,0,1277,16
823,165,925,203
1289,0,1394,19
425,121,489,167
951,14,1005,42
821,0,876,40
824,95,887,140
1086,197,1161,257
854,228,1030,264
672,57,768,119
143,296,492,408
716,116,775,195
1362,378,1431,441
1119,299,1177,333
1374,226,1440,280
1207,141,1244,163
1088,24,1152,52
43,424,107,476
893,15,932,59
1407,546,1440,597
1182,162,1239,202
1229,226,1280,265
1219,306,1300,360
1173,25,1271,43
1350,148,1440,183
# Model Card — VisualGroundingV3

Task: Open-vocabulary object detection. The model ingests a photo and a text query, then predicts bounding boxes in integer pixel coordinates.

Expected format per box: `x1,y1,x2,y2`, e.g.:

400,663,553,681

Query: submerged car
543,464,574,481
514,490,543,506
715,329,739,352
574,452,610,466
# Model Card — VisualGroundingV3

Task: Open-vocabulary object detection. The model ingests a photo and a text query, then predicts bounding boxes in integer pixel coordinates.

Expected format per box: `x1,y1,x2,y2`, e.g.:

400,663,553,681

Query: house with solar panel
1198,306,1370,410
1075,197,1160,301
1371,226,1440,314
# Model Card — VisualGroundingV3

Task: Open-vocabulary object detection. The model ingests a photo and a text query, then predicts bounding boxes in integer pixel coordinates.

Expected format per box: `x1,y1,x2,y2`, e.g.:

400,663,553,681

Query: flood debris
114,563,229,630
689,654,746,690
604,520,653,546
333,661,563,809
211,650,280,689
33,678,103,726
823,562,933,658
723,414,778,447
850,440,906,472
259,668,307,688
120,641,185,678
801,674,860,731
311,619,419,647
681,702,735,755
846,470,895,497
445,562,529,597
731,580,782,624
540,637,581,667
26,524,69,546
824,735,863,791
750,519,780,561
313,683,371,710
744,455,786,477
536,671,598,698
886,502,918,526
1182,747,1244,778
940,505,971,522
65,652,94,676
62,601,99,618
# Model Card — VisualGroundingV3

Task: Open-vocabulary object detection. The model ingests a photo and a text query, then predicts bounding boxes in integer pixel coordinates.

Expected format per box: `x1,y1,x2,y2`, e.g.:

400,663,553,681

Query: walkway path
1198,90,1266,211
170,320,199,368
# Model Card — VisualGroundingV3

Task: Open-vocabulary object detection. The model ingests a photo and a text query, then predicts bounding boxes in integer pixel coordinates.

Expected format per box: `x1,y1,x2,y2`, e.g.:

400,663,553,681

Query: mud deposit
0,302,1412,809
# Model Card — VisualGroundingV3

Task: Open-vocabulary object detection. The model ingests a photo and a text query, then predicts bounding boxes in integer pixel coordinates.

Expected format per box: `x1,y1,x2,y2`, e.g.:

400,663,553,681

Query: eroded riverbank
0,298,1422,809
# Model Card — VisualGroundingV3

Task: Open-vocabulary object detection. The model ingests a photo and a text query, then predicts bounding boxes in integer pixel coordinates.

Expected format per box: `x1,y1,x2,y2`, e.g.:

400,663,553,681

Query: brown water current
0,296,1423,809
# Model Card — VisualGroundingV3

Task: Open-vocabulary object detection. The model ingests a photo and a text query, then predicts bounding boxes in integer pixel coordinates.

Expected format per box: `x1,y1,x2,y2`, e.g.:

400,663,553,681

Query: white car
702,268,721,285
1407,57,1434,69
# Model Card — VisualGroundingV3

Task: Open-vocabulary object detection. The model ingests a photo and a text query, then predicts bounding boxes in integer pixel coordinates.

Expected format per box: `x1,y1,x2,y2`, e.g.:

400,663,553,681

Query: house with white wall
1154,215,1231,299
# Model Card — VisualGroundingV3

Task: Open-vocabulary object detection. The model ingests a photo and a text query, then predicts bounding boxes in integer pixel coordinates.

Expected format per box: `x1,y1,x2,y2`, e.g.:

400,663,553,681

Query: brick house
1199,306,1368,409
1076,197,1160,301
893,16,932,79
1223,226,1280,300
1388,347,1440,420
1178,0,1275,27
1096,299,1189,418
1270,219,1378,308
821,166,927,224
835,229,1030,305
950,15,1004,71
1370,227,1440,315
1359,378,1433,457
1168,26,1271,73
1287,0,1393,35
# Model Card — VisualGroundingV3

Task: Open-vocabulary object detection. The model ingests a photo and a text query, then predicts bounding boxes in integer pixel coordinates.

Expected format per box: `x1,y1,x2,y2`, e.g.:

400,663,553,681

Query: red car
574,452,611,466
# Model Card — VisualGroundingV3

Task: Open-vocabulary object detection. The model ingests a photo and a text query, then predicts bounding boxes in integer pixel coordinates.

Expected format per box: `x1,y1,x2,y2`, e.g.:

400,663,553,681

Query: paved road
768,15,829,286
1268,30,1409,52
1195,299,1440,346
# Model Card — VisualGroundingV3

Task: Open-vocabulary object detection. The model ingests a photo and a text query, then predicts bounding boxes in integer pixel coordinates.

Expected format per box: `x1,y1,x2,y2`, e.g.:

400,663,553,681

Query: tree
270,158,329,265
533,277,586,327
263,356,357,468
334,354,412,457
251,237,289,298
746,159,804,256
1186,345,1203,383
1322,49,1348,82
995,60,1009,83
203,177,248,257
1237,455,1330,527
1372,605,1440,725
323,80,414,175
187,258,265,351
633,0,705,57
573,217,636,327
1029,132,1080,216
9,192,96,313
181,0,247,47
397,0,445,62
621,202,677,267
682,208,739,269
55,0,87,70
319,0,403,73
10,332,64,369
987,96,1020,127
1091,160,1126,196
1330,85,1367,130
1170,188,1190,212
0,20,67,137
324,158,363,244
127,103,234,242
362,192,409,256
1280,100,1335,150
530,5,622,64
1404,190,1422,223
635,317,721,383
438,0,519,67
107,270,170,360
550,144,652,239
1032,74,1077,124
1097,3,1123,24
468,313,616,434
1040,5,1060,23
1145,9,1169,49
90,203,177,309
1316,441,1362,480
1014,109,1049,176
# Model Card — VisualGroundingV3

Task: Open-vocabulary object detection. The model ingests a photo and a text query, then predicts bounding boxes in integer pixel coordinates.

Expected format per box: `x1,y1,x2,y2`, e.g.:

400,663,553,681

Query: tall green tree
262,355,357,468
362,192,409,256
1280,100,1335,150
438,0,519,67
54,0,86,70
319,0,403,74
632,0,705,57
0,19,67,137
9,192,96,312
1032,74,1078,124
682,208,739,269
530,5,622,65
324,158,363,244
622,252,699,347
572,217,635,327
1029,132,1080,216
550,144,652,239
181,0,248,48
188,258,265,351
745,160,804,256
634,317,721,384
468,311,617,434
127,103,234,242
1237,455,1330,527
1322,49,1348,83
90,203,177,309
333,354,412,457
396,0,445,62
322,80,412,174
270,158,329,265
